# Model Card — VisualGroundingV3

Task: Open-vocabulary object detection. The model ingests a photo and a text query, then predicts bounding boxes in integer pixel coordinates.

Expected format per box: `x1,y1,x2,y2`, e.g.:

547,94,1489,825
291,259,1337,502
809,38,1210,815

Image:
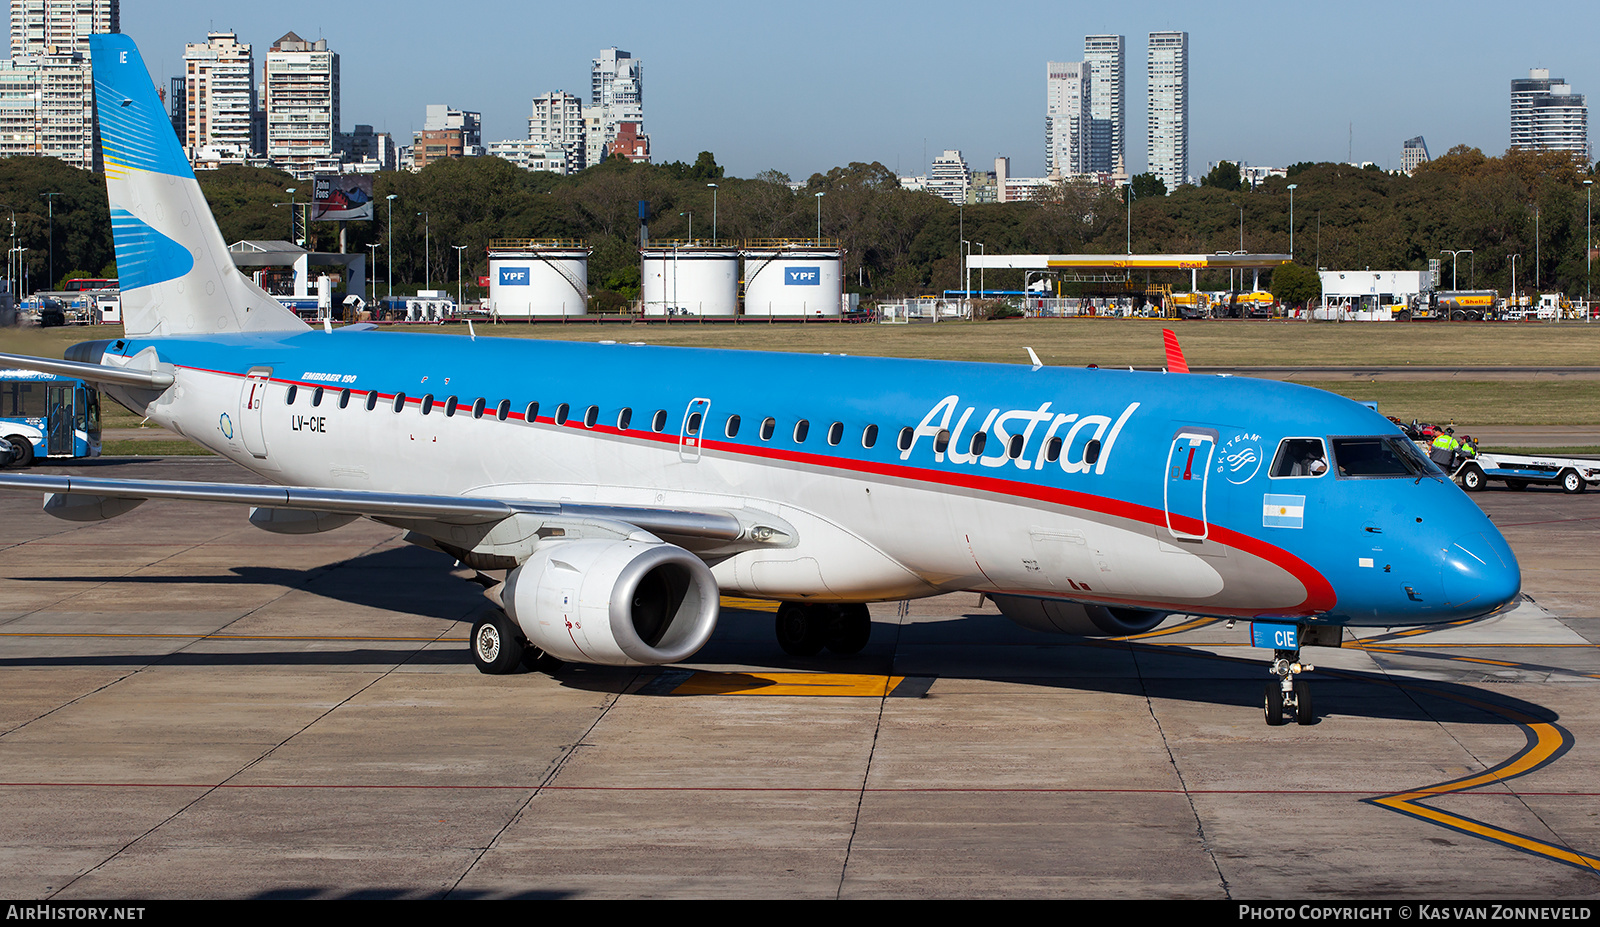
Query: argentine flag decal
1263,494,1305,529
110,208,195,291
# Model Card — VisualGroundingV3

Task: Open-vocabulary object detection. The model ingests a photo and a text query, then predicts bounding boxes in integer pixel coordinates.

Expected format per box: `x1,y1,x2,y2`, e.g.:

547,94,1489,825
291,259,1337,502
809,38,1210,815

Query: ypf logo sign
785,267,820,286
498,267,530,286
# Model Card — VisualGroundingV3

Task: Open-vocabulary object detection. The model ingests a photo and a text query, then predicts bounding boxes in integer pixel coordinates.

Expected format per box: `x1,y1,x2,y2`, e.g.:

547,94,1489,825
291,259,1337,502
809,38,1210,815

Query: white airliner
0,36,1520,726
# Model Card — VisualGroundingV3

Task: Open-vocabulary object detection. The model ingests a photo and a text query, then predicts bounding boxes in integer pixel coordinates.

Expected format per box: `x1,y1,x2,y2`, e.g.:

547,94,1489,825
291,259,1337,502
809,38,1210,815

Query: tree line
1,144,1594,306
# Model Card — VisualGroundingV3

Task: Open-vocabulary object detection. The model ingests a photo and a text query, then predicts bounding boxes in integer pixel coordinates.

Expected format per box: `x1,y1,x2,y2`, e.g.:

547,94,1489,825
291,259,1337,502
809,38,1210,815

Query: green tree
1202,161,1242,191
1130,173,1167,200
1270,262,1321,307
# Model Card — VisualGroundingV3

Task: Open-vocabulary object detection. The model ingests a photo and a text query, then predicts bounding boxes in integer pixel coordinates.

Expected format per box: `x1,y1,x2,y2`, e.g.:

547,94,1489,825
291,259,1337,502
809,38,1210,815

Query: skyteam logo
785,267,820,286
499,267,530,286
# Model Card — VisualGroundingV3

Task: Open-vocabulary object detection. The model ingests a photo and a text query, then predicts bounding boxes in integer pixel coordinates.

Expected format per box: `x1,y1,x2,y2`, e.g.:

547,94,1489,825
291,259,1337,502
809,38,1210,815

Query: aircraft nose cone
1441,531,1521,616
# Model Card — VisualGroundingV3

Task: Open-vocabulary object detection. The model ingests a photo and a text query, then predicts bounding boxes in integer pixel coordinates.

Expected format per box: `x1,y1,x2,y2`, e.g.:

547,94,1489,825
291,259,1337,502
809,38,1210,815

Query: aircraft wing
0,473,792,563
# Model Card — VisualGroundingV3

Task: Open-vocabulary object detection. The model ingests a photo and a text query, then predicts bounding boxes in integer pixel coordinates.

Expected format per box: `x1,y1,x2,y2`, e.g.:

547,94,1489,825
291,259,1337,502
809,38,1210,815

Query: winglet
1024,346,1042,370
1162,328,1190,374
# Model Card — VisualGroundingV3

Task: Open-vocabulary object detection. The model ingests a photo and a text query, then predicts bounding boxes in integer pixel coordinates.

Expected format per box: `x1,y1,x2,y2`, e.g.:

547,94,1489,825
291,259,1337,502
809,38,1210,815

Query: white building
529,91,584,173
1401,136,1429,174
0,0,116,171
1147,30,1189,192
1084,34,1125,178
1511,69,1589,160
1045,61,1090,178
183,32,255,164
927,150,970,204
488,138,568,174
591,47,643,162
425,104,481,150
264,32,340,180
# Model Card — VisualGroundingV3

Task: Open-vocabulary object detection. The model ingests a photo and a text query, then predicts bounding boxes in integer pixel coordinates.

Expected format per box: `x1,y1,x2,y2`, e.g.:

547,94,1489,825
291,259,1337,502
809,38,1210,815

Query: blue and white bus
0,369,100,467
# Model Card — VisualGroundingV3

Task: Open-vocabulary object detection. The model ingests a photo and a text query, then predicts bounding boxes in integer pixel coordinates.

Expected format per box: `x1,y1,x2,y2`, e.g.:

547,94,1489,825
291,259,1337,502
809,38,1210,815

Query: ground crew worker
1430,428,1461,468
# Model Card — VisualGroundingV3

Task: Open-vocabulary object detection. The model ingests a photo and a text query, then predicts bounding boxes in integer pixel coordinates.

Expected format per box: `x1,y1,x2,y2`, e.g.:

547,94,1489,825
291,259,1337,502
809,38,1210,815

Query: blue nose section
1441,531,1522,617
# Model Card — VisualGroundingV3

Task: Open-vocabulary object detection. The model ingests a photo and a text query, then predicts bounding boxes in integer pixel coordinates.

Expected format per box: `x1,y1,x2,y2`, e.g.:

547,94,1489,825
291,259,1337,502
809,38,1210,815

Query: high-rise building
1511,69,1589,160
1401,136,1429,174
1146,31,1189,192
263,32,339,179
184,32,255,165
529,91,585,174
10,0,118,57
1,0,117,171
1045,61,1090,179
411,105,480,170
591,47,644,162
927,149,971,204
1083,34,1125,177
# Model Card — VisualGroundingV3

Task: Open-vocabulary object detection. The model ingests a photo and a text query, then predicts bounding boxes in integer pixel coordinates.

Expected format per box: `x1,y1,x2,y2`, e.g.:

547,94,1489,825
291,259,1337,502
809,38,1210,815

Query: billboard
311,174,374,221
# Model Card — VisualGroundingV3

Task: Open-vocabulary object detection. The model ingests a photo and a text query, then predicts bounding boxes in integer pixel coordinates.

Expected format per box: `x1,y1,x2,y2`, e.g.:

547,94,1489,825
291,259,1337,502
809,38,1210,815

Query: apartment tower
1511,69,1589,160
183,32,256,163
1045,60,1090,178
1083,34,1125,177
1146,31,1189,192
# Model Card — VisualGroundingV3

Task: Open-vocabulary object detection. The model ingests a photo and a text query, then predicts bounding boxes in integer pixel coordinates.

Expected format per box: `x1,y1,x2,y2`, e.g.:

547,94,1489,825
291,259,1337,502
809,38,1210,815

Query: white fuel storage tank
487,239,590,317
640,244,740,317
741,241,843,317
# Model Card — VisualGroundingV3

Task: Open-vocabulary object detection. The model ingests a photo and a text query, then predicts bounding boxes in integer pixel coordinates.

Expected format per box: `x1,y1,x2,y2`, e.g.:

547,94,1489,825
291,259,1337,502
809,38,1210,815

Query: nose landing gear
1263,648,1315,726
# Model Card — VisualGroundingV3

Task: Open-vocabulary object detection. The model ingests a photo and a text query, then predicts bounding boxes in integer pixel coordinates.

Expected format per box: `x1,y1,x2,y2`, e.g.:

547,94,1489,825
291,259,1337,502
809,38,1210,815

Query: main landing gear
471,611,558,675
1263,648,1315,726
775,602,872,657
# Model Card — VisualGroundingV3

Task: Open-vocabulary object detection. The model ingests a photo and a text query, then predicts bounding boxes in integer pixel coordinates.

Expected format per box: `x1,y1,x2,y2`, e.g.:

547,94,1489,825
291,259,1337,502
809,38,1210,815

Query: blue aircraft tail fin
89,34,306,338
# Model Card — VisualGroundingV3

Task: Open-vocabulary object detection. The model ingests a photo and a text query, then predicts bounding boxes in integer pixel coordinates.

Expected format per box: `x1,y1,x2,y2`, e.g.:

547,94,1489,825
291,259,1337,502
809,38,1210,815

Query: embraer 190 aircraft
0,36,1521,726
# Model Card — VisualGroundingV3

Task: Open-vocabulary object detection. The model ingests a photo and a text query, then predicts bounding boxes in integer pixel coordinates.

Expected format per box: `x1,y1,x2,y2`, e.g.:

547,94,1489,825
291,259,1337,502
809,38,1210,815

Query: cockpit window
1331,436,1444,479
1269,438,1328,478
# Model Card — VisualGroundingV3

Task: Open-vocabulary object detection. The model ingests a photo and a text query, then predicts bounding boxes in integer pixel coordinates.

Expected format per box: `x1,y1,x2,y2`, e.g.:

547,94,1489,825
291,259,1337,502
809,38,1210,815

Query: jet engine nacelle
503,539,720,666
991,594,1168,636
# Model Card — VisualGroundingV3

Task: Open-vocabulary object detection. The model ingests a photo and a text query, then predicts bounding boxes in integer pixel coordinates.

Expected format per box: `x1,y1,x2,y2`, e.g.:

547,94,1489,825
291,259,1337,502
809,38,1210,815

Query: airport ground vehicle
0,369,100,466
1453,451,1600,494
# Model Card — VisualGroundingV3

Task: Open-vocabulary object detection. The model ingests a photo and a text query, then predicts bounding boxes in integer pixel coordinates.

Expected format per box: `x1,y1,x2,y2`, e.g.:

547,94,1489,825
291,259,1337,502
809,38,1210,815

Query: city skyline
48,0,1600,181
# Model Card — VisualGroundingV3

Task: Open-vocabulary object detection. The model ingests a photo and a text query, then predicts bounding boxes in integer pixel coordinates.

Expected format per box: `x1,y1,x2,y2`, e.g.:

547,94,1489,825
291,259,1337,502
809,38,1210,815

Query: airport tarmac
2,456,1599,900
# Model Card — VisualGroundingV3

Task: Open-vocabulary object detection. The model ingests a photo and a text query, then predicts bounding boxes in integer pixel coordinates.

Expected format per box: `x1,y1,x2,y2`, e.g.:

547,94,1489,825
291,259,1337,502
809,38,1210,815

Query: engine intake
991,594,1168,636
503,539,720,665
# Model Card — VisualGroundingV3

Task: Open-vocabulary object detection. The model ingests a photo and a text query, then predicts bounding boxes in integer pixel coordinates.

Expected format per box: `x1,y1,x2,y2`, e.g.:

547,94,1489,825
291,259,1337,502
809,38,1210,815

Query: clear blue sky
106,0,1595,181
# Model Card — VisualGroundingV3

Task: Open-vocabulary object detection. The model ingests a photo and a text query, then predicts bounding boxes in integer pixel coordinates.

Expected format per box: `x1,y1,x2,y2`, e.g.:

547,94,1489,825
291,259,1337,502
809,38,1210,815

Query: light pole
452,244,466,310
41,192,59,290
384,194,397,299
1125,183,1133,254
1510,254,1520,308
961,239,970,304
977,242,985,298
814,191,824,244
418,211,430,291
1287,183,1298,259
679,211,691,243
0,204,14,297
365,242,378,308
707,183,718,241
11,247,26,298
280,187,299,243
1440,249,1471,290
1580,178,1593,300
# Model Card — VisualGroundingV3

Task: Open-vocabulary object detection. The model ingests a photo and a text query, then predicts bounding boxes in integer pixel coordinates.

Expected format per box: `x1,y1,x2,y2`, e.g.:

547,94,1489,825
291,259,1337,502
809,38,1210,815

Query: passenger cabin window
968,431,986,456
444,396,458,417
686,411,702,435
1007,433,1025,459
584,405,599,428
421,394,435,415
311,387,324,407
863,424,879,449
1270,438,1329,478
392,392,407,413
617,408,632,430
1084,438,1102,465
524,401,539,423
897,426,913,451
1045,436,1063,462
365,391,378,412
285,385,298,405
793,420,809,443
651,410,667,433
554,403,569,425
725,414,740,438
496,399,510,421
827,422,843,446
472,398,486,419
339,389,351,409
760,417,776,441
934,429,951,455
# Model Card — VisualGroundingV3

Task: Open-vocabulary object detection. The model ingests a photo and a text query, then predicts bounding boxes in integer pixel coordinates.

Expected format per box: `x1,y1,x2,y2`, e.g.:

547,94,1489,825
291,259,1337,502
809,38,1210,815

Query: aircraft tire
775,602,825,657
4,435,33,468
1294,679,1314,725
1561,469,1585,494
824,604,872,655
1460,465,1486,492
471,611,524,675
1263,682,1286,726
